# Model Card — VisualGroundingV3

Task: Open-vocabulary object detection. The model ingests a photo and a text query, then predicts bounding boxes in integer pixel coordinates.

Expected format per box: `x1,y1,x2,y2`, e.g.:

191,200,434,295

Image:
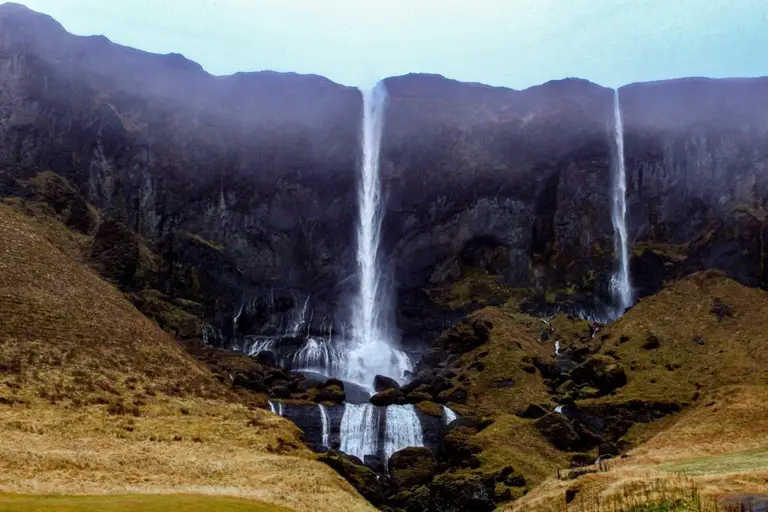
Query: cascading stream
318,404,331,449
340,403,380,461
610,89,633,317
347,82,412,390
383,404,424,462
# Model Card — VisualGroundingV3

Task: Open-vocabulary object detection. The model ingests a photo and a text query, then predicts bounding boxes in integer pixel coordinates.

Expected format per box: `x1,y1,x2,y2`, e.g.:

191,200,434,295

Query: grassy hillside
0,494,291,512
0,201,374,512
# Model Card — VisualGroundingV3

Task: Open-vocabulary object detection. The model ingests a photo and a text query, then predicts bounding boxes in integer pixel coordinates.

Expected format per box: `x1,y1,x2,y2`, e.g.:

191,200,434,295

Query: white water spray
347,83,412,389
610,89,633,316
318,404,331,449
383,404,424,462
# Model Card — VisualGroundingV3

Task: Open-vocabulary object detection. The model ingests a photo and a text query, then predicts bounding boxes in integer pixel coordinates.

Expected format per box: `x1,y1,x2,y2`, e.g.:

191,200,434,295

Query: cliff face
2,3,767,346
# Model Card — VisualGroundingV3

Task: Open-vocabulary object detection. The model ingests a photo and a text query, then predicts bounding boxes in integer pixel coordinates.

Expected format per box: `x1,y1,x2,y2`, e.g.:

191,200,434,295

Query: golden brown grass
0,202,374,512
506,385,768,512
587,271,768,406
0,493,291,512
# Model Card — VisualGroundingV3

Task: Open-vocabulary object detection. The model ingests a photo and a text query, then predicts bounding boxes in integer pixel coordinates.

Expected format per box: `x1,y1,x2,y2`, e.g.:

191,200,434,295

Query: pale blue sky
14,0,768,89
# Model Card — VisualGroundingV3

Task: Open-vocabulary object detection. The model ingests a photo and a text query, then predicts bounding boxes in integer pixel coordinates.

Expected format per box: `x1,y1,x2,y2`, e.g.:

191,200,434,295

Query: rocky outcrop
4,5,767,350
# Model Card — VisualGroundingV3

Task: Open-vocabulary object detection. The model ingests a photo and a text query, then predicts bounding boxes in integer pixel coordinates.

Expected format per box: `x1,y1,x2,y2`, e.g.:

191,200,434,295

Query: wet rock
319,449,384,505
269,385,291,399
254,350,277,368
374,375,401,393
429,473,495,512
405,390,433,403
370,388,405,406
317,384,346,403
388,447,438,491
323,378,344,389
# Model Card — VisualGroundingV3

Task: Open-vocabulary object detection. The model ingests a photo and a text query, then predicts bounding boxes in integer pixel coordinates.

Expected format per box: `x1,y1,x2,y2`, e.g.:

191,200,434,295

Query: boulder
388,486,431,512
429,473,495,512
374,375,401,393
269,385,291,399
317,384,345,403
440,418,484,466
570,355,627,395
519,403,549,419
370,388,404,406
434,318,493,354
254,350,277,368
323,378,345,389
319,450,384,505
388,447,438,491
534,413,582,452
406,390,433,403
437,386,468,404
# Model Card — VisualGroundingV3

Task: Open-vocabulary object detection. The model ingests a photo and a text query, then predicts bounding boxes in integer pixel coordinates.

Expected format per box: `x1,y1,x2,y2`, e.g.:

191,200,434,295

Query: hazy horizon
9,0,768,89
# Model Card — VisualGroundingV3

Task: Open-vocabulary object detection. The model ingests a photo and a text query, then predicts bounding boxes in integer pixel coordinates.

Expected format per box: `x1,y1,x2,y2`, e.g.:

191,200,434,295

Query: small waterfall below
318,404,331,449
383,404,424,462
610,89,633,317
269,401,276,414
442,406,458,425
340,403,380,462
347,82,412,389
268,400,284,416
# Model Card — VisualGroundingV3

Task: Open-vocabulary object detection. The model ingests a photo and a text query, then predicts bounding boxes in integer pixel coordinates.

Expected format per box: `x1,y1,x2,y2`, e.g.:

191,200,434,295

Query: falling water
555,405,563,414
318,404,331,449
442,406,458,426
383,404,424,462
347,82,412,389
277,402,284,417
554,340,561,356
268,401,276,414
340,403,380,461
610,89,633,316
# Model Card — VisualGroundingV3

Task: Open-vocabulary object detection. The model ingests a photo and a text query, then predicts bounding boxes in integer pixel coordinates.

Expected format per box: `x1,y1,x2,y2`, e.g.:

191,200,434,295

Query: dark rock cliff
2,3,767,348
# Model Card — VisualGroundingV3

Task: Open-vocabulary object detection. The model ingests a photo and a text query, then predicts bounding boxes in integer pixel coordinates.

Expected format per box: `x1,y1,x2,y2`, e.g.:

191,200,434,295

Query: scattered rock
388,447,438,491
269,385,291,399
598,442,620,457
437,386,468,404
388,485,431,512
694,335,705,345
406,391,433,403
489,377,515,389
323,378,344,389
534,413,582,452
254,350,277,368
570,355,627,395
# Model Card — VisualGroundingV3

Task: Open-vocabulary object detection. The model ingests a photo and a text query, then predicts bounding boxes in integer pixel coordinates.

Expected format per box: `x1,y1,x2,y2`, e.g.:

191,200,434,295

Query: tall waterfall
610,89,633,316
318,404,331,449
347,82,412,389
383,404,424,462
340,403,380,461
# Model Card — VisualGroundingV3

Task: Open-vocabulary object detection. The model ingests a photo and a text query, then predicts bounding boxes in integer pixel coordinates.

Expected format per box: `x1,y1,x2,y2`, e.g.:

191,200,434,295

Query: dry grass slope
0,202,374,512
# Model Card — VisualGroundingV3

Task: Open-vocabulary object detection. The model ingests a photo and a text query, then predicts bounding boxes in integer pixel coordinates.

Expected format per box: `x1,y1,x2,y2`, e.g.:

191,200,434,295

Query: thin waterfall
610,89,633,316
347,82,412,389
340,403,380,461
383,404,424,462
442,406,458,426
268,401,276,414
319,404,331,449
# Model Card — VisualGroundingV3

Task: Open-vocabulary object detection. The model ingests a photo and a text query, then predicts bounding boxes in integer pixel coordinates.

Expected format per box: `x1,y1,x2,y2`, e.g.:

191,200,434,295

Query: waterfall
319,404,331,449
610,89,633,316
268,401,276,414
554,340,561,356
292,337,345,375
442,406,458,426
277,402,284,417
347,82,412,389
383,404,424,462
340,403,380,461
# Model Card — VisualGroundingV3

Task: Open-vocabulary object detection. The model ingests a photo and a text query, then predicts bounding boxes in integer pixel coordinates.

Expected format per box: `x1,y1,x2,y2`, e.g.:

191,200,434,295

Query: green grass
658,447,768,476
0,494,292,512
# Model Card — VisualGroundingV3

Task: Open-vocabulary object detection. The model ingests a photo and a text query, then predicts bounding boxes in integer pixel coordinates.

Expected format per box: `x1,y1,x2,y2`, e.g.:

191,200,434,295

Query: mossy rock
570,354,627,395
429,473,495,512
388,447,438,491
415,401,443,417
317,385,345,403
370,387,404,406
319,450,384,505
387,485,431,512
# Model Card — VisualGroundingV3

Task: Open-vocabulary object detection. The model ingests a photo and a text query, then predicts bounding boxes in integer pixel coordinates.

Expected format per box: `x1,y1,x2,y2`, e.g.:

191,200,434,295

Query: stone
388,447,438,491
370,388,404,406
429,473,495,512
269,385,290,399
323,378,344,389
405,391,433,403
598,442,620,457
319,450,384,505
436,386,468,404
570,355,627,395
519,403,549,419
534,413,582,452
317,384,345,403
388,486,431,512
374,375,401,393
440,418,484,466
254,350,277,368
